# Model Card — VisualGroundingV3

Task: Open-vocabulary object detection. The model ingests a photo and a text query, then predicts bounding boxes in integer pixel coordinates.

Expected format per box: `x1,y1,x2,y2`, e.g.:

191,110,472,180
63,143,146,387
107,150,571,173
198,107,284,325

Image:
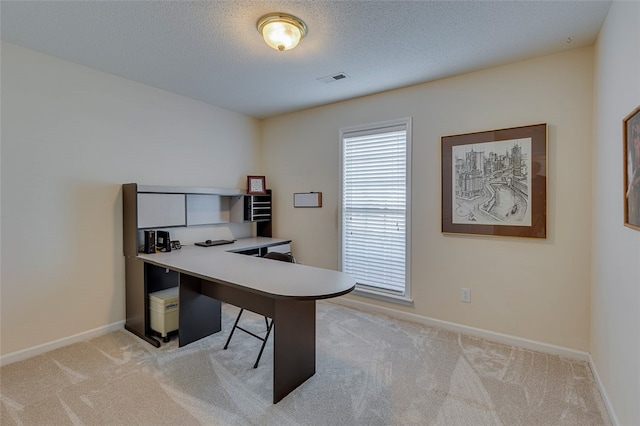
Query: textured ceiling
1,1,612,119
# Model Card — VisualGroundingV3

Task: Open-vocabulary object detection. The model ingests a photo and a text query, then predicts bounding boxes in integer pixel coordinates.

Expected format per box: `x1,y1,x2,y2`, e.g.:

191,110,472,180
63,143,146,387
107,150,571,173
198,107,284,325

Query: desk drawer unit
149,287,179,339
267,243,291,254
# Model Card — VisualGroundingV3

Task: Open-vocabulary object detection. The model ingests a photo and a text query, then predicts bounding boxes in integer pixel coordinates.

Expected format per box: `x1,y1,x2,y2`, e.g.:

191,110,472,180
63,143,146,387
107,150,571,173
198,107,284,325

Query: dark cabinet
123,183,279,347
230,189,272,237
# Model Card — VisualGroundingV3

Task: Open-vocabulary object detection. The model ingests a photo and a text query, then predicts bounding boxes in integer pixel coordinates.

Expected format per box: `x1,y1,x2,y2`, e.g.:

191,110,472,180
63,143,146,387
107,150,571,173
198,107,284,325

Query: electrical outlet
461,288,471,303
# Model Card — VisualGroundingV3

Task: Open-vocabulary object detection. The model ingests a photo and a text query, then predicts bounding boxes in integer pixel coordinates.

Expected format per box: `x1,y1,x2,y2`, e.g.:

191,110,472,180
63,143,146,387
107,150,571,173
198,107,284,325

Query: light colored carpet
1,301,611,425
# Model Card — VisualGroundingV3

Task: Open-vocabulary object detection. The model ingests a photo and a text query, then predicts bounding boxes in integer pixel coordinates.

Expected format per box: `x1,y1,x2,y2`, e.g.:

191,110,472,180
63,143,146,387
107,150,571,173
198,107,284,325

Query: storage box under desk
149,287,179,339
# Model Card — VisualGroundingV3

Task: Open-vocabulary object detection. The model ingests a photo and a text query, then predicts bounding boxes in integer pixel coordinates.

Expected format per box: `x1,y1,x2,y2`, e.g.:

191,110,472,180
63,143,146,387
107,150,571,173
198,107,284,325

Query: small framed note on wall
294,192,322,208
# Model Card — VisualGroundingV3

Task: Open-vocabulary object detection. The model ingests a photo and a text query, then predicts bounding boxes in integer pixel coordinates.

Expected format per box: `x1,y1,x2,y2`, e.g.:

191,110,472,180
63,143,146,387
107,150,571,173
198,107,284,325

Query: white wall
262,47,594,352
592,1,640,425
0,42,261,356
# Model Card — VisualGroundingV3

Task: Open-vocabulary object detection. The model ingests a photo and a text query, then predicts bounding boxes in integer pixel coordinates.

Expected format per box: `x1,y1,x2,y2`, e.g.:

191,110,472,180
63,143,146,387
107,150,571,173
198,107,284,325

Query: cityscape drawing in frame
441,123,547,238
623,105,640,231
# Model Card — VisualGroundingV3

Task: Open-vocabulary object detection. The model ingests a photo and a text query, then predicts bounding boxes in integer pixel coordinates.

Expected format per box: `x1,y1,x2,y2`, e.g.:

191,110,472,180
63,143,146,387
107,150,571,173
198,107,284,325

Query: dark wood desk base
179,273,316,403
178,274,222,345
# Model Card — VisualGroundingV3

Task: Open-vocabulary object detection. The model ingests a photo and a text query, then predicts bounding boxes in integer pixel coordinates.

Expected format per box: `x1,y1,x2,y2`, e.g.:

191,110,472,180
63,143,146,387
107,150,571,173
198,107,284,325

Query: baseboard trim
588,355,620,426
329,297,590,361
0,320,125,367
0,302,591,365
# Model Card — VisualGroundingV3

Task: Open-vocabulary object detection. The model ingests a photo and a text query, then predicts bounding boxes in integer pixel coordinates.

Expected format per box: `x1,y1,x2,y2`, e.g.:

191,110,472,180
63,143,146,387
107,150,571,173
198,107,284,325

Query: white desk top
137,238,355,300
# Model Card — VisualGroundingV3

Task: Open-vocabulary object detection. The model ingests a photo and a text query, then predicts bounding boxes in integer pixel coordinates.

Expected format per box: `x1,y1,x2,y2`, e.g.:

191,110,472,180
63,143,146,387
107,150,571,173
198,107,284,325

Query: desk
124,238,294,348
135,241,355,403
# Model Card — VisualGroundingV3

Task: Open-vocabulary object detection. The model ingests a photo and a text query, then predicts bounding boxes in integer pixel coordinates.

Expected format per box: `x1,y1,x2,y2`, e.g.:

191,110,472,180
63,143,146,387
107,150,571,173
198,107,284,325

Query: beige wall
263,47,594,352
592,1,640,425
2,10,638,421
0,42,261,355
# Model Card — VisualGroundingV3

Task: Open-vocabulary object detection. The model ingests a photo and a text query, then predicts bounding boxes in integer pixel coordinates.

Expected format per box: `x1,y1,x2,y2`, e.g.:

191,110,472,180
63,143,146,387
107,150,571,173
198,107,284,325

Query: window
339,118,411,302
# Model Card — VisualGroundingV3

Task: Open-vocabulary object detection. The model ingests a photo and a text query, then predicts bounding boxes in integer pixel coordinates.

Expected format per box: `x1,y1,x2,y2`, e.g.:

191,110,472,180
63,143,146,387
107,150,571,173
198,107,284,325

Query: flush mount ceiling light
257,13,307,52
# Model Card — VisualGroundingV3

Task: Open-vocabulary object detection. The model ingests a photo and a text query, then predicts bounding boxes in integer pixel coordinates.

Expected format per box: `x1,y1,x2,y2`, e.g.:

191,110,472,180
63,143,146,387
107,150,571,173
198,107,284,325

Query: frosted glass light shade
257,13,307,51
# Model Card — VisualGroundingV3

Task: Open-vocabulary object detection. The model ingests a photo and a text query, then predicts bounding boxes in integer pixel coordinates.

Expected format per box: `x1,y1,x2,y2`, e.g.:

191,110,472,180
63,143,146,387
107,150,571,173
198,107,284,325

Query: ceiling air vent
317,73,350,84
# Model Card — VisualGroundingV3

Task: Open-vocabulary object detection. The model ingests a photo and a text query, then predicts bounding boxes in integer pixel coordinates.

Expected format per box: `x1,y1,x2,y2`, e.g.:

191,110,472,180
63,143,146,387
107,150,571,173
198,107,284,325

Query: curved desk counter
139,242,355,300
133,239,355,403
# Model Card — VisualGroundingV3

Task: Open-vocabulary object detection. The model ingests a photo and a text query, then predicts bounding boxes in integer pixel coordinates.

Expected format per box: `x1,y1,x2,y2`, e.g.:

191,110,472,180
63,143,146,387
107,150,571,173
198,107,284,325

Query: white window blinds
340,119,410,295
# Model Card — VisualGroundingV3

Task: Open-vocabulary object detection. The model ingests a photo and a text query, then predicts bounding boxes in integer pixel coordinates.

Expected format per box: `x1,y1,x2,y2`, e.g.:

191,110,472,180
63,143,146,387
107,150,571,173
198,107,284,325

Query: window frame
338,117,412,304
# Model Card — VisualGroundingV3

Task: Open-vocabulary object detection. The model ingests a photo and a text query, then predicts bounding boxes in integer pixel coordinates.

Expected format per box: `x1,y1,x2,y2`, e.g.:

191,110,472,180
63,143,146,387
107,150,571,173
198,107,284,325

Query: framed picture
624,105,640,231
441,123,547,238
294,192,322,208
247,175,266,195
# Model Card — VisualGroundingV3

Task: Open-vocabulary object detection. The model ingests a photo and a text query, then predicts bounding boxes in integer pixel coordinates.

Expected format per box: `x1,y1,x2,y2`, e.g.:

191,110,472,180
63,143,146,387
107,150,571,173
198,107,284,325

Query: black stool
223,252,295,368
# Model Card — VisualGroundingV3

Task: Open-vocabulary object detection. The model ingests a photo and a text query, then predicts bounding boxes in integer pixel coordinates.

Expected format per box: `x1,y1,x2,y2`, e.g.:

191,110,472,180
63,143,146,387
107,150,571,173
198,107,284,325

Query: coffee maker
156,230,171,252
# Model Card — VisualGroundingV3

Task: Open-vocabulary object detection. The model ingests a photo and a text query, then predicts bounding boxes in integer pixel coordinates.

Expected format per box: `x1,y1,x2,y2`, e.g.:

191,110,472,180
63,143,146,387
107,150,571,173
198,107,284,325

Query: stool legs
224,308,273,368
223,308,244,350
253,319,273,368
